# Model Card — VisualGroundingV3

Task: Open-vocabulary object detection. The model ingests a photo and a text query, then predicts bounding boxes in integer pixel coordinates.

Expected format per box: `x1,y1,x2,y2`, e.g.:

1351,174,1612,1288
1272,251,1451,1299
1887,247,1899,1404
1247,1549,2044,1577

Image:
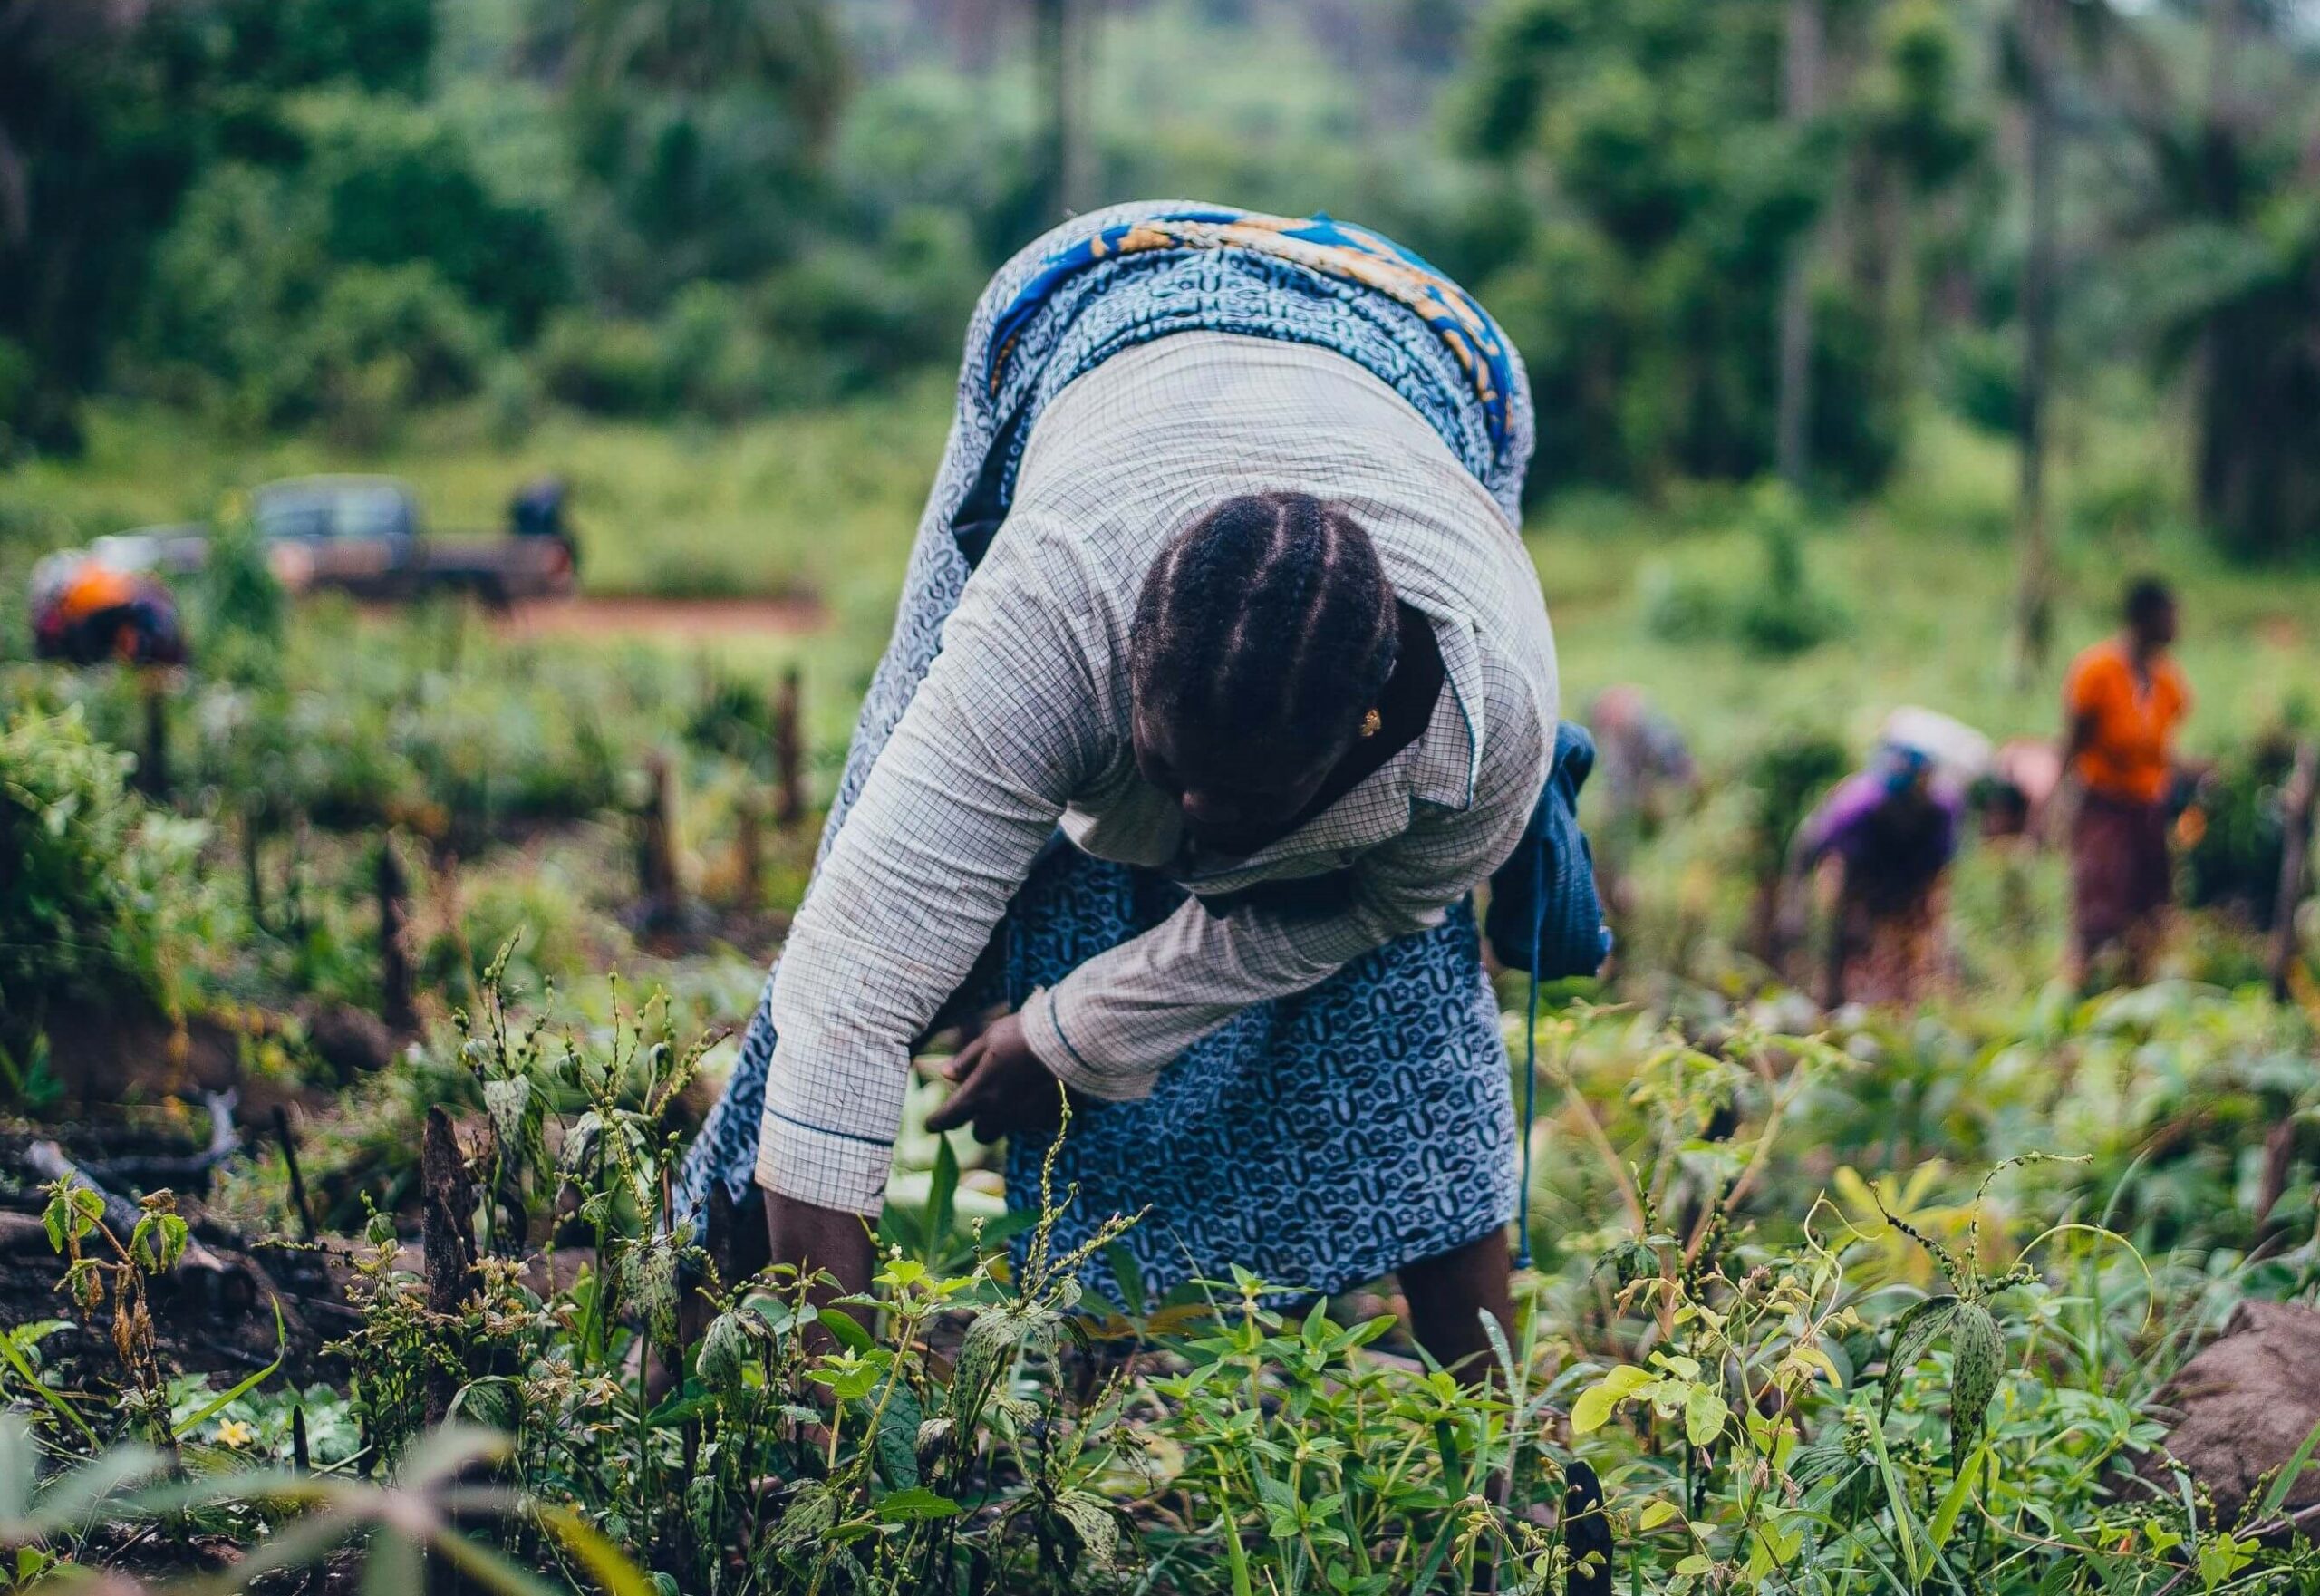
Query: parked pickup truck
255,475,577,605
64,475,578,608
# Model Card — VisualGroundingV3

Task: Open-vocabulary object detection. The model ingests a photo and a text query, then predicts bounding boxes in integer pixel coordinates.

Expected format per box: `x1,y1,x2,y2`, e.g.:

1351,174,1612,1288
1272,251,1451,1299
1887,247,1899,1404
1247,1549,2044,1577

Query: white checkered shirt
757,334,1559,1214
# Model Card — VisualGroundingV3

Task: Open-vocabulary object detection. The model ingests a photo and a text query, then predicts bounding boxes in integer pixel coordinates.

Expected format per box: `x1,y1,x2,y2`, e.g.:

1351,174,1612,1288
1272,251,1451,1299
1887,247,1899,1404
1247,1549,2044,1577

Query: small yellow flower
214,1419,257,1450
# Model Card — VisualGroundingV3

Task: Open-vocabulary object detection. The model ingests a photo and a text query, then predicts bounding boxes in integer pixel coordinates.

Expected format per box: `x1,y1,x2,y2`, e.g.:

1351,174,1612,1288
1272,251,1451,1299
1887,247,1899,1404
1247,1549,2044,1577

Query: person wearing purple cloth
1787,744,1963,1006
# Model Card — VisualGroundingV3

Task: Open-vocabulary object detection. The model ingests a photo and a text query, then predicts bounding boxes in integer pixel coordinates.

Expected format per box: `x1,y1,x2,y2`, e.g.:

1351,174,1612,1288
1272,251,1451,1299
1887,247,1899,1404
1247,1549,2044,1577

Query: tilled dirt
0,1011,361,1385
0,1168,353,1384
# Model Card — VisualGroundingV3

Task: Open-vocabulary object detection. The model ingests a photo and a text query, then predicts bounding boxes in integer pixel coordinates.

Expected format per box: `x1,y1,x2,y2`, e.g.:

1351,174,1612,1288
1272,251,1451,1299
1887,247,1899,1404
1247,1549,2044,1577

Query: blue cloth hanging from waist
1485,722,1614,981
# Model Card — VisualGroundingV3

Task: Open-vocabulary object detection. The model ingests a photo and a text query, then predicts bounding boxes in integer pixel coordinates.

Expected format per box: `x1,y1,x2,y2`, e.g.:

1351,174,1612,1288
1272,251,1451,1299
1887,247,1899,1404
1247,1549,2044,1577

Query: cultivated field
4,397,2319,1591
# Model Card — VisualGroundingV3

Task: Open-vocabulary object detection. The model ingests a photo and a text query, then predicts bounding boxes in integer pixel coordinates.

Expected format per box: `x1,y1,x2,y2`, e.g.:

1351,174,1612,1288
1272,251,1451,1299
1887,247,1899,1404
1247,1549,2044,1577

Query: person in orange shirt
2061,576,2190,987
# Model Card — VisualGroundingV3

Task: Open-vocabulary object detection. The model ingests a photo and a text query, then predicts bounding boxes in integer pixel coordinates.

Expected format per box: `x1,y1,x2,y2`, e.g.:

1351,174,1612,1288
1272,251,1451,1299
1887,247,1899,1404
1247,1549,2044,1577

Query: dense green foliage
0,507,2309,1591
1454,0,1979,498
6,963,2319,1591
0,701,210,1056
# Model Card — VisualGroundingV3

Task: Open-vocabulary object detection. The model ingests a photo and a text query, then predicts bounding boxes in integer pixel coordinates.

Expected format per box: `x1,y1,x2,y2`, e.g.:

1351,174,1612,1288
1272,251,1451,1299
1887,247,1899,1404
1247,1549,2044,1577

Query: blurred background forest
7,0,2319,547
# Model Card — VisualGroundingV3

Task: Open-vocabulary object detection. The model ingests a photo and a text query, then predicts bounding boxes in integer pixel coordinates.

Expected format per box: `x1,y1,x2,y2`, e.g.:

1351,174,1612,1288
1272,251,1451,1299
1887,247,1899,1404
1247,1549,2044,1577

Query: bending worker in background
680,202,1604,1373
30,556,186,667
1788,740,1964,1007
2063,576,2191,989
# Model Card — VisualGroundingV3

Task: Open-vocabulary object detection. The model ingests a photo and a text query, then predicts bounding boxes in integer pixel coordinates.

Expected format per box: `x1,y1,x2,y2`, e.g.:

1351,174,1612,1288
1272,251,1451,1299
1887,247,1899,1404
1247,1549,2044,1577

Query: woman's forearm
1031,787,1541,1100
750,594,1085,1212
762,1188,876,1304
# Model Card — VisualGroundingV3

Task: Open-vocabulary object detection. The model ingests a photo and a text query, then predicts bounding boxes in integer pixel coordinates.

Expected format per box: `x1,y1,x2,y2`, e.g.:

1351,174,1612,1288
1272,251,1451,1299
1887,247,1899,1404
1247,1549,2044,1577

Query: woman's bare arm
763,1188,876,1309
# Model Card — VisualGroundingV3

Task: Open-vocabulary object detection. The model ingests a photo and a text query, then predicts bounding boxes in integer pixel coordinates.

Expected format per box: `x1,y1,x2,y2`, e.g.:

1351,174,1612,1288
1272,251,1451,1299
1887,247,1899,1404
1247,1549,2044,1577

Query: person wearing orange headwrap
31,557,186,666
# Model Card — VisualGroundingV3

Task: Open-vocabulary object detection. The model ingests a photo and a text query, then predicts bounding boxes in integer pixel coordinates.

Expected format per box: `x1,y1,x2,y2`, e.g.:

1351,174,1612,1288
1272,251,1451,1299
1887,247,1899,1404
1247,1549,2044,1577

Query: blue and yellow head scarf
985,207,1518,466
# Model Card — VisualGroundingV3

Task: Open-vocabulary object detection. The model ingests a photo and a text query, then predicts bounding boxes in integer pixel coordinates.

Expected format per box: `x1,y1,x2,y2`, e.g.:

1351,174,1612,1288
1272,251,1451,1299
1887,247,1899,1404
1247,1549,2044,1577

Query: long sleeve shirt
757,333,1560,1215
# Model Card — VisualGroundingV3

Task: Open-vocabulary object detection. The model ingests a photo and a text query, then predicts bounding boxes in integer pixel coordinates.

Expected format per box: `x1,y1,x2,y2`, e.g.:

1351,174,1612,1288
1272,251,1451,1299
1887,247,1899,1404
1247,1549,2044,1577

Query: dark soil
35,1001,247,1111
628,902,791,961
0,1217,353,1385
0,1089,355,1386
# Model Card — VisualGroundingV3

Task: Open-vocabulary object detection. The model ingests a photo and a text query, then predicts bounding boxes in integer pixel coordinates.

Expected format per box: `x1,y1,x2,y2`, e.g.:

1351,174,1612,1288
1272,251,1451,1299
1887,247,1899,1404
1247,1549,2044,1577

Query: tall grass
9,392,2320,770
0,382,951,611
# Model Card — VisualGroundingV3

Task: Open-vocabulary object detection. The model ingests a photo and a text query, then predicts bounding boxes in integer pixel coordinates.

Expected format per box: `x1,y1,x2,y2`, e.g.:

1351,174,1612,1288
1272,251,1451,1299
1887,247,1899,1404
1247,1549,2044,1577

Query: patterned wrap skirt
678,199,1536,1301
2071,792,2173,950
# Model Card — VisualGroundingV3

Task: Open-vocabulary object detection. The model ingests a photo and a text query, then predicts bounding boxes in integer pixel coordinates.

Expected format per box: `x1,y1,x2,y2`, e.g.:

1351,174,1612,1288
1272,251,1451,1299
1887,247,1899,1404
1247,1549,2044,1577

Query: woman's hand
923,1012,1067,1143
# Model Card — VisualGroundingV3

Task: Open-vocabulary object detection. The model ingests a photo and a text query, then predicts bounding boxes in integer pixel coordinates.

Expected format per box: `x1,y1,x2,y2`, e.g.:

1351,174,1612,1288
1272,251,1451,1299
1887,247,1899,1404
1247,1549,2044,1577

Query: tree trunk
1774,0,1823,490
2202,0,2246,209
2185,0,2304,560
774,666,806,828
136,672,169,800
2012,0,2061,682
1034,0,1095,218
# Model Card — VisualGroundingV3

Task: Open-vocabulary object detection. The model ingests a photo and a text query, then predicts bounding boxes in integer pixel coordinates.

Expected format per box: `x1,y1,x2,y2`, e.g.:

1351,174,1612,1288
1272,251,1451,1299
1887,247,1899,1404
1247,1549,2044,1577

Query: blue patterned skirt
679,200,1532,1300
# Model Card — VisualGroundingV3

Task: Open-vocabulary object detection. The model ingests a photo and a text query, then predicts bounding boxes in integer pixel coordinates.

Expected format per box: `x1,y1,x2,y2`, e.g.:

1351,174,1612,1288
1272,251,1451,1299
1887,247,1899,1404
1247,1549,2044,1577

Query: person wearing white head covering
1787,735,1967,1006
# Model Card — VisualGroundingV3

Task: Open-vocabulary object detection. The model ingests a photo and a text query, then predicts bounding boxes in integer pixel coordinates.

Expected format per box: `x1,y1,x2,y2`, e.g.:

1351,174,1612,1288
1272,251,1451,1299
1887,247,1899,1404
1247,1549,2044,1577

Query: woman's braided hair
1129,491,1400,760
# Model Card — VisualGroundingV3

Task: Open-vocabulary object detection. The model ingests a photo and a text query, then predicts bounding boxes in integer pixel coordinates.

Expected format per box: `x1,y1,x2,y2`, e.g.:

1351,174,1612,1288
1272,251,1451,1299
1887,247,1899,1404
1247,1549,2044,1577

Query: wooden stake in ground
242,802,266,933
419,1108,485,1596
1751,871,1785,974
2269,738,2318,1001
1819,889,1847,1011
1563,1458,1614,1596
272,1105,318,1243
136,671,170,800
775,666,806,828
420,1108,478,1427
377,834,416,1033
2254,1113,2298,1253
285,816,314,943
732,787,766,909
636,751,684,926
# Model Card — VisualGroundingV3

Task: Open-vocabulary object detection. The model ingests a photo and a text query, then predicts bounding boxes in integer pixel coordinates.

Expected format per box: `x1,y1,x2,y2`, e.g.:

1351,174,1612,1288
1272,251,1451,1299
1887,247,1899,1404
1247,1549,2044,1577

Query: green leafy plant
0,704,213,1064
